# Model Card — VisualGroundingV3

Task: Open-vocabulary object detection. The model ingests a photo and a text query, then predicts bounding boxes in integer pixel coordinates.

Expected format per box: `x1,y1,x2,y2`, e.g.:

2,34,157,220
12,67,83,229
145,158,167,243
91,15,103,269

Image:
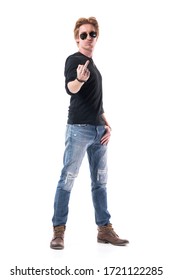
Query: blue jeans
52,124,111,226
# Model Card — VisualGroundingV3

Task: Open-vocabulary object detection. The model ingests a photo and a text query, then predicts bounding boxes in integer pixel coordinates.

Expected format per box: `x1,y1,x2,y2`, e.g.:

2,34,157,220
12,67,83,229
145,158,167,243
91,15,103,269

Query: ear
75,38,79,45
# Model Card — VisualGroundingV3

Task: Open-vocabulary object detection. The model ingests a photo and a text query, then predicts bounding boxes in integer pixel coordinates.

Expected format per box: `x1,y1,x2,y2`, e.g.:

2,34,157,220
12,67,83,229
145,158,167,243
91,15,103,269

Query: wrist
105,124,112,131
76,77,86,83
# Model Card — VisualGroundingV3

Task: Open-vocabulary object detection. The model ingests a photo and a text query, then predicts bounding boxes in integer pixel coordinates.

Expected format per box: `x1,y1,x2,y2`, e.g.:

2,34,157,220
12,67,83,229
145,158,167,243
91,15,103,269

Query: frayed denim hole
97,169,107,184
64,172,78,192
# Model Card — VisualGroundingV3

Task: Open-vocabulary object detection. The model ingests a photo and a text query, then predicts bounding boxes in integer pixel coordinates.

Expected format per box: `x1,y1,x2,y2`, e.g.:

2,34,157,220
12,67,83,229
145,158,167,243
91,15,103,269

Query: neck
78,49,93,58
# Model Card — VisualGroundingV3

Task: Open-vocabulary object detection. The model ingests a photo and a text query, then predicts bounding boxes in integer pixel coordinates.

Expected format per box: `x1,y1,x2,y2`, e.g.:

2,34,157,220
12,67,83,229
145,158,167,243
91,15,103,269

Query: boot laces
100,224,119,237
54,226,65,239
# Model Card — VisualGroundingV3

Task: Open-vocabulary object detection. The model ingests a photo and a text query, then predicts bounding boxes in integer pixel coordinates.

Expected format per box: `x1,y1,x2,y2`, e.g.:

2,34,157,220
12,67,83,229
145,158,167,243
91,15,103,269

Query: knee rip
64,172,78,191
97,169,107,184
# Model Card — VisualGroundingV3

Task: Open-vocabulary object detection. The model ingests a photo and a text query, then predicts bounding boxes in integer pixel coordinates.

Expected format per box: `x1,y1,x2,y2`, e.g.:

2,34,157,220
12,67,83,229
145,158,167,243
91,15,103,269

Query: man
50,17,129,249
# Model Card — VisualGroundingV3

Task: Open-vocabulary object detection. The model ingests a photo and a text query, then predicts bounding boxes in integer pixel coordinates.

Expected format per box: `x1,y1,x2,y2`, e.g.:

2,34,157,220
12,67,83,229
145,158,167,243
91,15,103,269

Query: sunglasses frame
79,31,97,40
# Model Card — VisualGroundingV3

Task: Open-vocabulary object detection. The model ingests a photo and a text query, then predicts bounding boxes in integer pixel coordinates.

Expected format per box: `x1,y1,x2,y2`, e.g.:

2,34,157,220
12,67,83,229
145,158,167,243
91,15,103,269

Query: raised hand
77,60,90,82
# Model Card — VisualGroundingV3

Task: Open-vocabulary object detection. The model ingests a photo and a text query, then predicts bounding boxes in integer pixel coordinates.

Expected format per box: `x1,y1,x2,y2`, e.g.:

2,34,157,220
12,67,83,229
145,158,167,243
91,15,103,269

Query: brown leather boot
97,223,129,246
50,225,66,249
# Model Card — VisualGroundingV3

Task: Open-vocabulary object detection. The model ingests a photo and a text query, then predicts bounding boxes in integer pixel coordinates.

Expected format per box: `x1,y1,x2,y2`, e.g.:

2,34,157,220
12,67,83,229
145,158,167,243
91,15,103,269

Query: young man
50,17,129,249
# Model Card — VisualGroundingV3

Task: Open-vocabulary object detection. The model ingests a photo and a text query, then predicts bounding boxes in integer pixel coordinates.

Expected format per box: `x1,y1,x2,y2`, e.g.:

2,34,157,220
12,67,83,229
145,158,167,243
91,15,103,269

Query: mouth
86,41,93,46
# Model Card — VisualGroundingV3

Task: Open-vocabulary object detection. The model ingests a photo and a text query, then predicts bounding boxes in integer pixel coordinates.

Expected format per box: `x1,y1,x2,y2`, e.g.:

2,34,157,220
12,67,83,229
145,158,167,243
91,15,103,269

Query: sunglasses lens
90,31,97,38
80,33,87,40
80,32,97,40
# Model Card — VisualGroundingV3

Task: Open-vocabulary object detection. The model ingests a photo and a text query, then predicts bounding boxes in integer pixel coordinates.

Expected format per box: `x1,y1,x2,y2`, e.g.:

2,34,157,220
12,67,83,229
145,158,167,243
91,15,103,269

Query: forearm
100,113,112,144
101,113,112,130
67,79,85,94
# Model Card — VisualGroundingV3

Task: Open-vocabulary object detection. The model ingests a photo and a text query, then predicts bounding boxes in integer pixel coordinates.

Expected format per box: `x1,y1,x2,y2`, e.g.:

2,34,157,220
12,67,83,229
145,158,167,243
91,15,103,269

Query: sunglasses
79,31,97,40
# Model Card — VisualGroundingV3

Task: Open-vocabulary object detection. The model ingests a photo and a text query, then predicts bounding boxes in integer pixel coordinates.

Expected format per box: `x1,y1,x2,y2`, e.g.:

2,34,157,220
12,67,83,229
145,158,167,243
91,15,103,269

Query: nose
87,34,93,40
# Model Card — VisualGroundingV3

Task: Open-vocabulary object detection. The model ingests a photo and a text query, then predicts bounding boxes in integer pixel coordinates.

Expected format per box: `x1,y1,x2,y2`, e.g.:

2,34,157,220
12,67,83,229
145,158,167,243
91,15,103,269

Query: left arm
100,113,112,145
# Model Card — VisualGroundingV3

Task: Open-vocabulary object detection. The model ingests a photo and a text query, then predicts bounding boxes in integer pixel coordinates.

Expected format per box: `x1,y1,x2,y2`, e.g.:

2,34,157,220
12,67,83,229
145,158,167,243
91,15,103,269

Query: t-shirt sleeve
64,56,79,95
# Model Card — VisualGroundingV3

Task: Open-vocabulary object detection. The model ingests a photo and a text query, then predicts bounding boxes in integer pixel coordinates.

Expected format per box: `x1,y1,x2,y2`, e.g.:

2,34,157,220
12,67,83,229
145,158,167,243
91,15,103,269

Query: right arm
67,79,85,94
67,60,90,94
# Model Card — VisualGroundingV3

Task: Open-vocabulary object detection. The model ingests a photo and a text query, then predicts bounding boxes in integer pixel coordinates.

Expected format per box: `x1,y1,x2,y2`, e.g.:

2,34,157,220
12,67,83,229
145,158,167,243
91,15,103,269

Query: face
76,24,98,53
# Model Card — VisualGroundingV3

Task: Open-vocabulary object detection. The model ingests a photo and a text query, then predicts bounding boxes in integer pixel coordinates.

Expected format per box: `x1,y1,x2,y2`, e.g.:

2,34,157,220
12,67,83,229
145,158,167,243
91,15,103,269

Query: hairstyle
74,17,99,40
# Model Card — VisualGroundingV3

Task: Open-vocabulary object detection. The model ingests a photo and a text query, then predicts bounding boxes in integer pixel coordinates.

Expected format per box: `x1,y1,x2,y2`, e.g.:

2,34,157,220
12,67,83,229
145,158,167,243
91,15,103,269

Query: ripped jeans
52,124,111,226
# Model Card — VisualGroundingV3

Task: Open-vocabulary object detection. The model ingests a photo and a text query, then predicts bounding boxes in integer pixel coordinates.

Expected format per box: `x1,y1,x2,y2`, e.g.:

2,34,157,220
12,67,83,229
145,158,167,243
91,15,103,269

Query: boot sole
50,244,64,250
97,238,128,246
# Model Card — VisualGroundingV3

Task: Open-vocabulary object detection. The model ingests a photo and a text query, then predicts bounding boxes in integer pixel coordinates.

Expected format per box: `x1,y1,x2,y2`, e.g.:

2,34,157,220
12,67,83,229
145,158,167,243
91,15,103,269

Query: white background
0,0,173,279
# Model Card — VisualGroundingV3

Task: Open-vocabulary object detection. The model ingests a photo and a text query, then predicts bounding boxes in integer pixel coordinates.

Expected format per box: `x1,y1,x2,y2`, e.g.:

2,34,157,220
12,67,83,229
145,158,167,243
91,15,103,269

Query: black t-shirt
64,52,105,125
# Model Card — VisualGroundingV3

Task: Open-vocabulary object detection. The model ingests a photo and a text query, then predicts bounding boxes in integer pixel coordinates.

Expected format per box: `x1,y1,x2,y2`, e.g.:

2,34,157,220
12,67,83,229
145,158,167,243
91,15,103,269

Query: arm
100,113,112,145
67,79,85,94
67,60,90,94
101,113,112,131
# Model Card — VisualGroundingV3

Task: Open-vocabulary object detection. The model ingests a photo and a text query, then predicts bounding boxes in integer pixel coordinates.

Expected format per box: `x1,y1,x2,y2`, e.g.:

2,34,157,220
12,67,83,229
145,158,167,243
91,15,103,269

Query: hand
77,60,90,82
100,126,111,145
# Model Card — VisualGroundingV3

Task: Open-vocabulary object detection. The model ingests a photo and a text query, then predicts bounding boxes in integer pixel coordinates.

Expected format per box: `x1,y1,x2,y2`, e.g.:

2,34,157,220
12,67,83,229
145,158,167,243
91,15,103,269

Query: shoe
50,225,66,249
97,223,129,246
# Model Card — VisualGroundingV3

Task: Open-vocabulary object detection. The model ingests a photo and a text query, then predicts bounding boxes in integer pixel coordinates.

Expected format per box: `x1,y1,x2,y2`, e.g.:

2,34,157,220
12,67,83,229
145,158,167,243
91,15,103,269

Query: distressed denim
52,124,111,226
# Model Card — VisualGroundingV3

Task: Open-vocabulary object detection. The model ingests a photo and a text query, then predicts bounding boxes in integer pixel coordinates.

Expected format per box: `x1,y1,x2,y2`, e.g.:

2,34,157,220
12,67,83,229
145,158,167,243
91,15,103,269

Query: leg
87,126,129,246
52,125,87,226
87,126,111,226
52,124,94,226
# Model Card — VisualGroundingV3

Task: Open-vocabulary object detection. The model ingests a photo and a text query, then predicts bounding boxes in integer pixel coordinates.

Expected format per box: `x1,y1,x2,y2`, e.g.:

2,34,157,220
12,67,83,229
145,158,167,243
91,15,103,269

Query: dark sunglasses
79,31,97,40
